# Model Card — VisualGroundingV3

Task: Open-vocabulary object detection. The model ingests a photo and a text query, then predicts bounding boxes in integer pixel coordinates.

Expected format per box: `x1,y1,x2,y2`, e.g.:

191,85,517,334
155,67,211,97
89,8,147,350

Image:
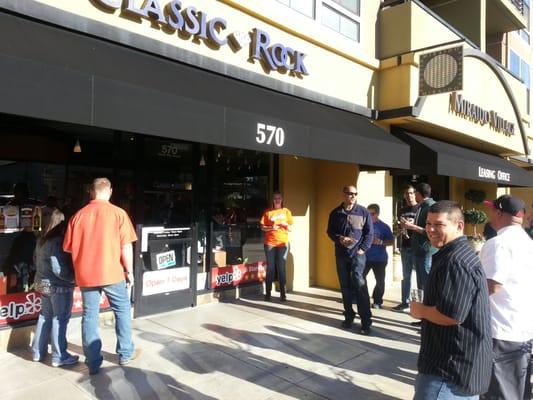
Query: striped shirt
418,236,492,395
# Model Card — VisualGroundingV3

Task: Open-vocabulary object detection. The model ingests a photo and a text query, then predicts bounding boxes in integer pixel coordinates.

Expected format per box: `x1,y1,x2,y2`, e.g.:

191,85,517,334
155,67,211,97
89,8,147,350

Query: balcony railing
510,0,525,15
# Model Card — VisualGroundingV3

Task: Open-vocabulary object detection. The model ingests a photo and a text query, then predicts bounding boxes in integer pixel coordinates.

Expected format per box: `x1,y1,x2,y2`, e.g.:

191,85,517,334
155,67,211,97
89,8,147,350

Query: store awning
0,10,409,170
396,132,533,187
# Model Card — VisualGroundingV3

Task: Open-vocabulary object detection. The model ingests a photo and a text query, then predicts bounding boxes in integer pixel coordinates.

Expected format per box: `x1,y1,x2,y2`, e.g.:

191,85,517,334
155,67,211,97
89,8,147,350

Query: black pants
264,245,288,295
483,339,532,400
363,261,387,306
335,253,372,328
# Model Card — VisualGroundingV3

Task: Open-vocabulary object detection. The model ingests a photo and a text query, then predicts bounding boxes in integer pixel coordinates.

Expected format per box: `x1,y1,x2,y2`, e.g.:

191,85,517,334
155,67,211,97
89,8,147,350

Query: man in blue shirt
327,185,374,335
364,204,394,310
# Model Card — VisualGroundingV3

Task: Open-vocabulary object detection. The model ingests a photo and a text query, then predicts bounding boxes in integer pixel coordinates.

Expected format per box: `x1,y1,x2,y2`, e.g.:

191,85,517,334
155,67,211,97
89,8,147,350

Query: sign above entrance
91,0,309,77
449,92,515,137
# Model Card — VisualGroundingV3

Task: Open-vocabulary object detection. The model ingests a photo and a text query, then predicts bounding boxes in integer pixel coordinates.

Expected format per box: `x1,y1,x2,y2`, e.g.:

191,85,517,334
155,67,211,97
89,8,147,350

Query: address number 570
256,123,285,147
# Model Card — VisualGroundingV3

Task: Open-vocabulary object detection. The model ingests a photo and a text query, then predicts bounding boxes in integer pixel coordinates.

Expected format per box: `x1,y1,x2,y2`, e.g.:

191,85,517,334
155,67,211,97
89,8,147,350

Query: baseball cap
483,195,526,217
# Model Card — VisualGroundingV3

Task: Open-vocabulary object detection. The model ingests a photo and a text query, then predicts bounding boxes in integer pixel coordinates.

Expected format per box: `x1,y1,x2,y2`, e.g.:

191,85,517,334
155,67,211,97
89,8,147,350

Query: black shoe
341,318,354,329
371,304,382,310
264,293,271,301
410,321,422,327
392,303,410,312
280,295,287,302
358,325,372,336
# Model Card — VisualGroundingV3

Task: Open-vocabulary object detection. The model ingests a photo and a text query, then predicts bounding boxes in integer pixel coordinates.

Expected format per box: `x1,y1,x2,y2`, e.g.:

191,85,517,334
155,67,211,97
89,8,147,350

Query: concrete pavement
1,284,422,399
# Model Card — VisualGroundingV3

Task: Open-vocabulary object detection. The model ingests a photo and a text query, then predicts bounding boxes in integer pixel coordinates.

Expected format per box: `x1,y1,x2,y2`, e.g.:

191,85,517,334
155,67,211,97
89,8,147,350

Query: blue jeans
335,253,372,327
264,245,289,294
32,288,74,363
400,247,415,304
415,374,479,400
414,253,432,290
81,281,134,371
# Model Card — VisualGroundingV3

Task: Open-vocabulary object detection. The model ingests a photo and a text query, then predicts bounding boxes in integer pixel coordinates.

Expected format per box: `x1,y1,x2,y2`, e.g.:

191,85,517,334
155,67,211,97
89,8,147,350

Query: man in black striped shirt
410,201,492,399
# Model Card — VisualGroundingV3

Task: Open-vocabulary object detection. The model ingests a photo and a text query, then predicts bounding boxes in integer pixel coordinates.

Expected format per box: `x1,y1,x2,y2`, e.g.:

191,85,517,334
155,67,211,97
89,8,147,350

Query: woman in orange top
260,191,293,301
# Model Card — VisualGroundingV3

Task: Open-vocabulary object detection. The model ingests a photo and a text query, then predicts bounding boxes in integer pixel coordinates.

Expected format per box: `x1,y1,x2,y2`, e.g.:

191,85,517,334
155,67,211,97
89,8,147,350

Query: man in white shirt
480,195,533,400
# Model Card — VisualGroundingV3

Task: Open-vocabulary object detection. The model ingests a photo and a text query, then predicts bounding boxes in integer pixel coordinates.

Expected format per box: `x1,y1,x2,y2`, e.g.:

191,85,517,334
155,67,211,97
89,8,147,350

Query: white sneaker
52,354,79,367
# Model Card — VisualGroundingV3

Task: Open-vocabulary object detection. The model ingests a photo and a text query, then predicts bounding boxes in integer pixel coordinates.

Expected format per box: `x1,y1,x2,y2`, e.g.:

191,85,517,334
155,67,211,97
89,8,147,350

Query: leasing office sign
92,0,309,76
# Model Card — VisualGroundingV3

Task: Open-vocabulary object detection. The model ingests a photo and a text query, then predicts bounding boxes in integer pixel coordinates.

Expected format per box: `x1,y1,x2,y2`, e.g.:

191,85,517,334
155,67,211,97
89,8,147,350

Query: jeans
363,260,387,306
414,253,432,290
335,253,372,327
400,247,415,304
415,374,479,400
31,288,74,364
81,280,134,371
264,245,289,295
483,339,532,400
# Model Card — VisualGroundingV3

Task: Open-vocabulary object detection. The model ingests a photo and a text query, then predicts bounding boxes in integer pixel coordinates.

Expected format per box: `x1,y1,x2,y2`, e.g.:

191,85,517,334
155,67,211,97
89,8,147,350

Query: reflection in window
322,4,360,41
0,161,66,294
509,49,531,88
210,148,272,267
276,0,314,18
331,0,359,15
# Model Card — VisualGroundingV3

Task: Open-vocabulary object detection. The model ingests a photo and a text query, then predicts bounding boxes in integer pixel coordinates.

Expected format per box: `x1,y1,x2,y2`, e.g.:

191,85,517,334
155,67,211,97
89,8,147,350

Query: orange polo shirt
63,199,137,287
260,207,293,247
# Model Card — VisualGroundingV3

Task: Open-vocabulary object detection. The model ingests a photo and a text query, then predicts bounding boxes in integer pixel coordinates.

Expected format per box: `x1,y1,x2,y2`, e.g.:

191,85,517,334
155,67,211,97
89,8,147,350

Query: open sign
156,250,177,270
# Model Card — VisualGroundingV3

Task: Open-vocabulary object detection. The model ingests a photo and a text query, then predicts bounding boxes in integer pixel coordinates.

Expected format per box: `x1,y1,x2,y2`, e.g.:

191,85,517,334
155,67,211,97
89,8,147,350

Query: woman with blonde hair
31,209,78,367
260,191,293,301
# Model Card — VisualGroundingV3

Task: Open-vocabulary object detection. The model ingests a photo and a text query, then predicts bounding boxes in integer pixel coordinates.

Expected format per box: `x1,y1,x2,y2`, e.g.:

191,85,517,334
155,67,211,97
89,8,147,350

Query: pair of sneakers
33,353,79,367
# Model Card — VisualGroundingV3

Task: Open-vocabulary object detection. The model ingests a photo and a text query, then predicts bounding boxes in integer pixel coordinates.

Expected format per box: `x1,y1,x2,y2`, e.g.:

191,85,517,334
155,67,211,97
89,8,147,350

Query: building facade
0,0,531,345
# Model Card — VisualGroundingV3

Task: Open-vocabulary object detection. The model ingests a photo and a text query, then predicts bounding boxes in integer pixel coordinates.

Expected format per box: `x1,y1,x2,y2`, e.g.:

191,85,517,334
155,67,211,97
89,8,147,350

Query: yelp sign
0,292,42,322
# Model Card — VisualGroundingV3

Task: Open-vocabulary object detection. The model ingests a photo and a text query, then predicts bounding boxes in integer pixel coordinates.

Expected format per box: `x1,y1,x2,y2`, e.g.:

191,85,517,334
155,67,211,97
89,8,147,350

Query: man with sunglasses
327,185,374,335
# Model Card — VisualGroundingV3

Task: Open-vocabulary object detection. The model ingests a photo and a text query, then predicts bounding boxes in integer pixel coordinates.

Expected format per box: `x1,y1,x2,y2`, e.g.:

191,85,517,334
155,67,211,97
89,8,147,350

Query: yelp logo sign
0,292,42,321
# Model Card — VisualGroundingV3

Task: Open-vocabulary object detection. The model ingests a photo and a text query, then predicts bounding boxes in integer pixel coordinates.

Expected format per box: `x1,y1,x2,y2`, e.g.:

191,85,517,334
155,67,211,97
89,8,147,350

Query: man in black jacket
327,185,374,335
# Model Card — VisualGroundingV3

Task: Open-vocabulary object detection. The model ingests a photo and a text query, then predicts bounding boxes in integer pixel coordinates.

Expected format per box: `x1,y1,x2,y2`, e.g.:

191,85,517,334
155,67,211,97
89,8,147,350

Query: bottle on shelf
33,206,42,232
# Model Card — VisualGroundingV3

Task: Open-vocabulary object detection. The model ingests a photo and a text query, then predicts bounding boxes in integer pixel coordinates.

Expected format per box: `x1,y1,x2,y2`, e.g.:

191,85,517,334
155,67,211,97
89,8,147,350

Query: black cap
483,195,525,217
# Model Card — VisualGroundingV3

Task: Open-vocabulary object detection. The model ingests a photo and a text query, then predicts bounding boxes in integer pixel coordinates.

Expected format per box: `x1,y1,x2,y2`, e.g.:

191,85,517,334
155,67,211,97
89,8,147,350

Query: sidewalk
1,284,421,400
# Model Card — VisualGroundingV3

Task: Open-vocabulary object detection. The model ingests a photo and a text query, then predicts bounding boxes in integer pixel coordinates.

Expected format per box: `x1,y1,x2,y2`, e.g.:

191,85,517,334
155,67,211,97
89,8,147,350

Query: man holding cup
410,201,492,399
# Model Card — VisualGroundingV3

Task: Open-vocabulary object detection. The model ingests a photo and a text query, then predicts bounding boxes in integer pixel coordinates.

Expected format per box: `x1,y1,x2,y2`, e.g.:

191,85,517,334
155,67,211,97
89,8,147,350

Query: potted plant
463,189,488,252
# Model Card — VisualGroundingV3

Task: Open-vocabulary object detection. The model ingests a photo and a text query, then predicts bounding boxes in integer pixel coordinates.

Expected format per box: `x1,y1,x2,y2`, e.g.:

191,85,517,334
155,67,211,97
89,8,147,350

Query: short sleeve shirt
418,236,492,395
365,219,393,263
260,208,293,247
480,225,533,342
63,199,137,287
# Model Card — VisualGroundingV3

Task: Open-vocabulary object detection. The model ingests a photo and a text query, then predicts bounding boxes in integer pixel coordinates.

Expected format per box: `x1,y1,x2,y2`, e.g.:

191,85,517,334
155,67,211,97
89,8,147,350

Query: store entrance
132,137,198,316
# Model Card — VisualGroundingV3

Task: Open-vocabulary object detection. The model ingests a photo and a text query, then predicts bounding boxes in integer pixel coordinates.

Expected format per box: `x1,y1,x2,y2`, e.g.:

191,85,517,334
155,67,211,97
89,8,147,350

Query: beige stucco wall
280,155,315,291
379,1,462,59
281,157,396,291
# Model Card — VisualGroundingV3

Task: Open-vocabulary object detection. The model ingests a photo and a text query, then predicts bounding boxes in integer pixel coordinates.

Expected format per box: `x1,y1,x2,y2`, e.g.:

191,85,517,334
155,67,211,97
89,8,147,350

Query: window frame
275,0,361,42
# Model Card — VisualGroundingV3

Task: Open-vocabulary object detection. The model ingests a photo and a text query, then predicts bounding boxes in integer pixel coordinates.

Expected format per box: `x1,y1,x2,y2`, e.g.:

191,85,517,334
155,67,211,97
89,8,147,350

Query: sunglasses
344,192,358,196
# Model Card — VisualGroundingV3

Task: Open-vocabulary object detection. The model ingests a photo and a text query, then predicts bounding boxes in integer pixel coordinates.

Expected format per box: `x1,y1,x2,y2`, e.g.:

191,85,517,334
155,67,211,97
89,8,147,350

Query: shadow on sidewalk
137,328,405,400
78,364,218,400
233,298,421,345
289,290,341,303
202,322,418,387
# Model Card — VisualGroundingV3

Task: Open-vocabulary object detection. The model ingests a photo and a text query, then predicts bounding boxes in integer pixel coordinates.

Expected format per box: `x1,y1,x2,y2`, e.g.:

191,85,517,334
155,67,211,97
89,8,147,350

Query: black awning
0,10,409,170
396,132,533,187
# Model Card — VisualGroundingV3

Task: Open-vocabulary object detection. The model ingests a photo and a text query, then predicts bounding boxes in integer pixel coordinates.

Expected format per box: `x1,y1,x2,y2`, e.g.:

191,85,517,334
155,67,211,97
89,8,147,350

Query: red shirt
63,199,137,287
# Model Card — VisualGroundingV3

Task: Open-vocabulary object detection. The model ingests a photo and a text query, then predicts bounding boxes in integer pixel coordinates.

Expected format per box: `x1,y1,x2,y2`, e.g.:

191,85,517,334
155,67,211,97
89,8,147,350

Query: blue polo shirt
365,219,393,263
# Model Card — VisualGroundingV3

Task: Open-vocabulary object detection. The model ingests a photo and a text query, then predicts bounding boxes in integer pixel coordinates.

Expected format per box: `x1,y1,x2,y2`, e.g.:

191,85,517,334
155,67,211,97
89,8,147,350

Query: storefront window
0,161,66,294
209,147,272,268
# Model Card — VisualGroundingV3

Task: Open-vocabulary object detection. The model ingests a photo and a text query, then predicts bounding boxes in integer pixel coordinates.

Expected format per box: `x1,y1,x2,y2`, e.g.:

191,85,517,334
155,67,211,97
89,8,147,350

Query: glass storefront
0,118,275,326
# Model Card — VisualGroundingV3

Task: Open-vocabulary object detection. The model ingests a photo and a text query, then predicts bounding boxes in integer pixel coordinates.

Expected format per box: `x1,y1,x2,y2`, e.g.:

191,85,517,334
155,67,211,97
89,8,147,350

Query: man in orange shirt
64,178,138,375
